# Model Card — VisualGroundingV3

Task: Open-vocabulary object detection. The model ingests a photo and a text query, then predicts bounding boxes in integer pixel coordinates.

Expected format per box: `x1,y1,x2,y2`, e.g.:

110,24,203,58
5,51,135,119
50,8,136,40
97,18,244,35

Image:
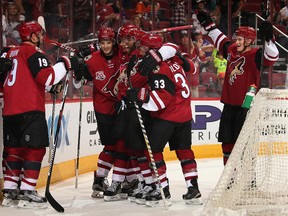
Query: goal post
202,88,288,216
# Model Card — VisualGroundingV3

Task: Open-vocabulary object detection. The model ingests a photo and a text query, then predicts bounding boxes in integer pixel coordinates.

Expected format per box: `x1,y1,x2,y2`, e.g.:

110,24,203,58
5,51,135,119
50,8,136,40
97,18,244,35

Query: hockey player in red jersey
74,26,130,201
126,33,203,206
197,11,279,165
0,21,79,208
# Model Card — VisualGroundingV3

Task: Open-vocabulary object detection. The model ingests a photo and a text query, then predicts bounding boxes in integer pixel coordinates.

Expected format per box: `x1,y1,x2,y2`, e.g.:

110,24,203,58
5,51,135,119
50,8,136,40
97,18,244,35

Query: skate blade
145,199,172,207
2,198,19,207
18,200,48,209
184,198,203,205
120,193,128,200
127,196,136,202
135,198,146,205
103,194,122,202
91,191,104,198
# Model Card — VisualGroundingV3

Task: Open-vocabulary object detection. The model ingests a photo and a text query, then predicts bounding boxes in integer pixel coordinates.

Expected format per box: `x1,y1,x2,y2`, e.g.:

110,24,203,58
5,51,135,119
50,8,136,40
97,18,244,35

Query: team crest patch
95,71,106,80
25,135,30,142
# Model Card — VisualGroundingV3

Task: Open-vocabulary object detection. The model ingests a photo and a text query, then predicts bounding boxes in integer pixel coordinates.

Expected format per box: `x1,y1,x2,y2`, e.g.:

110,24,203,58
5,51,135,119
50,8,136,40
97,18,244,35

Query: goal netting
202,88,288,216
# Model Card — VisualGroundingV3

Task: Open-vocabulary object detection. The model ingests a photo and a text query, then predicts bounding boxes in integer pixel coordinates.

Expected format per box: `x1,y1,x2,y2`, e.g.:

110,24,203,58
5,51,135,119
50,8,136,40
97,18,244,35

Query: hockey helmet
235,26,256,43
19,21,43,41
139,33,163,49
117,25,138,39
98,27,115,41
127,28,146,41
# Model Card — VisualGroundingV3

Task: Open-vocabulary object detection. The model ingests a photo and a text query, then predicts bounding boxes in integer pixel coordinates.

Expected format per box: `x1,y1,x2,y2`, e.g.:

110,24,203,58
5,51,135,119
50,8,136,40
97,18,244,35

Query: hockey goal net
202,88,288,216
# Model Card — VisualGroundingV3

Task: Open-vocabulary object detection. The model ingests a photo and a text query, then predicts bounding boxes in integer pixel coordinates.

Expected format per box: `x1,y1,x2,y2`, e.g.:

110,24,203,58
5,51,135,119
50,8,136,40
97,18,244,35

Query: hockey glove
258,21,274,42
138,49,162,76
0,58,12,73
126,55,138,78
49,81,63,94
126,88,150,103
176,52,190,72
78,43,97,58
58,56,79,72
74,63,92,81
197,11,216,32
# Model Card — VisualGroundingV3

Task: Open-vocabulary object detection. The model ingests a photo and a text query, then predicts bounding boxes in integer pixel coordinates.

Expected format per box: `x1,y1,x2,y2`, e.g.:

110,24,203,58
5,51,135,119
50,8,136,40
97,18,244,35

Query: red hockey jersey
142,60,192,123
85,50,121,115
208,28,279,106
2,43,64,116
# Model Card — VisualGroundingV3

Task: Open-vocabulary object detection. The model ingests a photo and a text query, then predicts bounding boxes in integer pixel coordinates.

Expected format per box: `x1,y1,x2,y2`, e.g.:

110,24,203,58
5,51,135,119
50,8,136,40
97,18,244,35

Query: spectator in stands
5,2,25,44
212,48,227,95
261,1,279,23
213,0,245,35
179,31,206,97
73,0,92,41
147,0,161,23
192,0,212,34
130,14,151,31
169,0,187,43
20,0,41,21
278,0,288,27
95,0,119,29
2,15,7,47
169,0,186,27
135,0,150,20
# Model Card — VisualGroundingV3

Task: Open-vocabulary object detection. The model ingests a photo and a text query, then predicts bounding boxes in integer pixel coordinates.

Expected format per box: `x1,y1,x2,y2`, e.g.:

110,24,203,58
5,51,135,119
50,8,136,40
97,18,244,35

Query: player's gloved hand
176,52,190,72
126,88,150,103
57,56,79,72
126,55,138,78
258,21,274,42
73,63,92,81
138,49,162,76
49,81,63,94
197,11,216,32
78,43,97,58
0,58,12,73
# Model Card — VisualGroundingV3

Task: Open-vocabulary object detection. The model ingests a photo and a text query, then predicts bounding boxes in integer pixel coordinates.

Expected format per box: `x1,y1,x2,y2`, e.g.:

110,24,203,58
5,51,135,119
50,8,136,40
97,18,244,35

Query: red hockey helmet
127,28,146,41
235,26,256,43
117,24,138,41
19,21,43,41
139,33,163,49
98,27,115,41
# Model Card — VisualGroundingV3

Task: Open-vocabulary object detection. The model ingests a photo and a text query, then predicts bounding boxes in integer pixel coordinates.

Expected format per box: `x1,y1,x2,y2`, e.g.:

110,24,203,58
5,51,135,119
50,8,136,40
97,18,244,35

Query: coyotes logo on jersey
227,56,245,85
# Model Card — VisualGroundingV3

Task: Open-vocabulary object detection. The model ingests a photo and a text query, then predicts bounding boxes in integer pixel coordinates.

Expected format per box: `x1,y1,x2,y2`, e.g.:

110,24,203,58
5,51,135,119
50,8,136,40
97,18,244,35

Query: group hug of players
0,10,279,209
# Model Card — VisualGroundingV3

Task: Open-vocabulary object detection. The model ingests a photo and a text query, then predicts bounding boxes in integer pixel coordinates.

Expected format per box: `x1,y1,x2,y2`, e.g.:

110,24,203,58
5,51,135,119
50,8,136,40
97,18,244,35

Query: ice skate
91,176,108,198
2,189,19,207
18,190,47,209
121,179,139,199
135,184,155,205
183,185,203,205
127,181,144,202
103,181,123,201
145,186,172,207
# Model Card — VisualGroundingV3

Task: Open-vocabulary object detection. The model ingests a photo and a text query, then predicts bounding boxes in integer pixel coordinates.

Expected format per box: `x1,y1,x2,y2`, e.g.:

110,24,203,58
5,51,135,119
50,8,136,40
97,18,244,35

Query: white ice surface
0,158,223,216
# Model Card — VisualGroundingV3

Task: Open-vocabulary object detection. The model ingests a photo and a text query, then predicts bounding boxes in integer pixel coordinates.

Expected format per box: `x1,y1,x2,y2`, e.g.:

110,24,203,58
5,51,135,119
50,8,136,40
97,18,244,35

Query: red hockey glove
58,56,79,72
139,49,162,76
197,11,216,32
126,88,150,103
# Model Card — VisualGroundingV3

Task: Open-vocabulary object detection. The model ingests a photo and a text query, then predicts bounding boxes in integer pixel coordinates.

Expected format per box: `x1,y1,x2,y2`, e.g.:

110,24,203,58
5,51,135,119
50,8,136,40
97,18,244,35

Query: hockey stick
48,93,56,163
75,78,84,189
126,56,168,209
48,17,63,163
44,37,79,53
150,25,193,33
45,73,70,213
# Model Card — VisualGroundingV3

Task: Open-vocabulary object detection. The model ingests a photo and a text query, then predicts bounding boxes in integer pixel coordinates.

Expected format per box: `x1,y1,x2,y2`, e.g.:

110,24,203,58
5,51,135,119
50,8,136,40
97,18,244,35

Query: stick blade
45,190,65,213
37,16,46,31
